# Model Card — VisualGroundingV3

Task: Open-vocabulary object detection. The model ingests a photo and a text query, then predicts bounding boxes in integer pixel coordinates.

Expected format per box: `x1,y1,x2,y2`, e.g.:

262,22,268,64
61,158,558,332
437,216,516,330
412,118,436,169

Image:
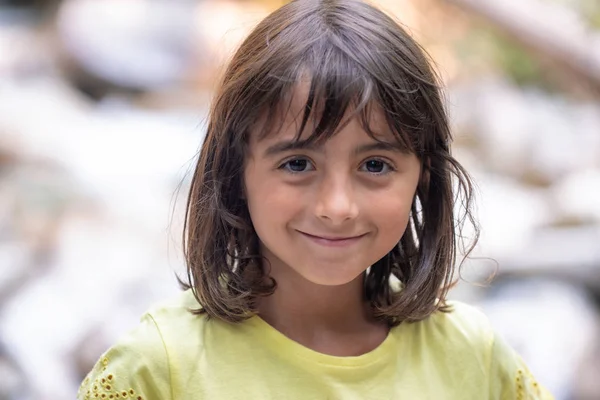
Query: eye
361,159,394,175
279,158,315,173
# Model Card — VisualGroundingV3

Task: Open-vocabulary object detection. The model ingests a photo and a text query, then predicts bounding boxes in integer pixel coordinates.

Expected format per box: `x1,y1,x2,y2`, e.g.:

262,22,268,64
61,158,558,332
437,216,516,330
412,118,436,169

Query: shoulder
403,300,494,349
77,311,172,400
396,300,494,372
396,300,553,399
144,289,210,352
432,300,492,333
77,290,205,400
145,289,205,327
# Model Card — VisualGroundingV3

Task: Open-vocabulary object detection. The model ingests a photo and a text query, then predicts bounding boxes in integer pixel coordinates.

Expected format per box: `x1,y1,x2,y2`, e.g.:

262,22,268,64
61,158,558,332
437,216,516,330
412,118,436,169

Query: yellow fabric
78,290,553,400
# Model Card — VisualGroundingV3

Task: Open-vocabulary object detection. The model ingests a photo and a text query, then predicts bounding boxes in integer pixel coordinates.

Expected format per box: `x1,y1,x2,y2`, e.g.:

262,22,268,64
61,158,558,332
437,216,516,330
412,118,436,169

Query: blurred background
0,0,599,399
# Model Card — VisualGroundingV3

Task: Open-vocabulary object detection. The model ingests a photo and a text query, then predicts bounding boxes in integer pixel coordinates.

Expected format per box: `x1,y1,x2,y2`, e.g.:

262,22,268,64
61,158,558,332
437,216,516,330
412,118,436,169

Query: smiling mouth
300,232,364,240
297,231,367,246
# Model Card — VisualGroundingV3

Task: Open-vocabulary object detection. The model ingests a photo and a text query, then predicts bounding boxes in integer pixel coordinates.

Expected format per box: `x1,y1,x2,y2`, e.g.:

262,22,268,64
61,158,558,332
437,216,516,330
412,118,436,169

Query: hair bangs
253,40,416,156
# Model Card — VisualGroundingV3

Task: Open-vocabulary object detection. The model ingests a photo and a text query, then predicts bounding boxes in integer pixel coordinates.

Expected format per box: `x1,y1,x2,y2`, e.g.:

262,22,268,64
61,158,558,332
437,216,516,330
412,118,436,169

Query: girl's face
244,92,421,287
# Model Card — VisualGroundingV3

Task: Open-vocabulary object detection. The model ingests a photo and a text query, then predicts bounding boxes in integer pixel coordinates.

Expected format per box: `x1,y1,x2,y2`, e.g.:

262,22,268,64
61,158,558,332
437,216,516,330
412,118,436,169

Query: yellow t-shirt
78,290,553,400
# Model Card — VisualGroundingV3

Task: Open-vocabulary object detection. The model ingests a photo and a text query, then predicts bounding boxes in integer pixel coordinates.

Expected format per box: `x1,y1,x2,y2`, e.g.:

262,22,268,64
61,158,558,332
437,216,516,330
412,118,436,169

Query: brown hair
181,0,479,326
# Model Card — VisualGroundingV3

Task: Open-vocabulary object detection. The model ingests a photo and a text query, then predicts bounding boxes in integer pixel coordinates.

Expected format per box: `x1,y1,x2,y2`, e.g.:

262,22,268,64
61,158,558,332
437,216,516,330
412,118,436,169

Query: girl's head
183,0,477,325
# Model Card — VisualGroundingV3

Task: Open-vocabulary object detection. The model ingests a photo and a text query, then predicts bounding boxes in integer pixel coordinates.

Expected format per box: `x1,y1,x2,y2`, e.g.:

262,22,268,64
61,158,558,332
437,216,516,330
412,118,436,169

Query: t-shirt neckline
245,314,399,368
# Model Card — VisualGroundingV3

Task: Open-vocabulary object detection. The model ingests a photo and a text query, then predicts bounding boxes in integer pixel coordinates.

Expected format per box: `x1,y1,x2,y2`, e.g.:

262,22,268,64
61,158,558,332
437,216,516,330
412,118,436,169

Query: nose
314,172,359,225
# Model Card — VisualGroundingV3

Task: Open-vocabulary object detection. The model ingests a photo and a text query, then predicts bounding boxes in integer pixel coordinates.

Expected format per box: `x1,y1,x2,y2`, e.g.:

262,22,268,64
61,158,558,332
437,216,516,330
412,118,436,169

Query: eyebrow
264,140,322,157
352,142,409,156
263,139,409,157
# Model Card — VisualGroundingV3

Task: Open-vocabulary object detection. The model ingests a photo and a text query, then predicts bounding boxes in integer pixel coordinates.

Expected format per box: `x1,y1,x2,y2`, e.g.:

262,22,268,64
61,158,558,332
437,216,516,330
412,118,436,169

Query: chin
297,263,365,286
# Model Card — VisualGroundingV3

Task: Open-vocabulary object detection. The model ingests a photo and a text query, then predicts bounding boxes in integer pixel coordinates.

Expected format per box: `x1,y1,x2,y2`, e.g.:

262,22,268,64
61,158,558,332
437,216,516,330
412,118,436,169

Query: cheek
367,187,414,239
245,175,303,229
378,201,411,227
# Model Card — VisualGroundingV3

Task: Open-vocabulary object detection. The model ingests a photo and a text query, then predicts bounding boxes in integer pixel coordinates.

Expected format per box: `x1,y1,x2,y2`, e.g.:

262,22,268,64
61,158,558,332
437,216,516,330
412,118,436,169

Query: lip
297,231,367,247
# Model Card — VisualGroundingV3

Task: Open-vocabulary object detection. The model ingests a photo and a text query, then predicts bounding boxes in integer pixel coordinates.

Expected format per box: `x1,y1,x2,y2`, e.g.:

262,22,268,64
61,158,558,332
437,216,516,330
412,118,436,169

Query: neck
256,263,388,356
259,272,370,328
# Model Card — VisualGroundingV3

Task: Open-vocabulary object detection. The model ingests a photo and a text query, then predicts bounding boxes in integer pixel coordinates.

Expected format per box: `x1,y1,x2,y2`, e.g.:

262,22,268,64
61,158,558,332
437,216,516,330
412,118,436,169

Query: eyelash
278,157,396,175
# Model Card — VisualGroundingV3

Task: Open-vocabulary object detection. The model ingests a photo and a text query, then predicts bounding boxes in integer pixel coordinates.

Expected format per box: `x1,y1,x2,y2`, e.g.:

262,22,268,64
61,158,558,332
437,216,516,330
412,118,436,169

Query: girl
78,1,553,399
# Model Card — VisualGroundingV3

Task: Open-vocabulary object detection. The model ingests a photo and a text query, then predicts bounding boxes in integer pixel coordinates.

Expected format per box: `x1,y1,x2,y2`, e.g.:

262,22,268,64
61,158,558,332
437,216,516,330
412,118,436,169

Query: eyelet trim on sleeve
78,356,145,400
516,368,542,399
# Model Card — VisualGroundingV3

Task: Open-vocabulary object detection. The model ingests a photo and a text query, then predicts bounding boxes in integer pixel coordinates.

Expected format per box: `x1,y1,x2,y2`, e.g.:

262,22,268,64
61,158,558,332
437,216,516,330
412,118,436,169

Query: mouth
297,231,368,247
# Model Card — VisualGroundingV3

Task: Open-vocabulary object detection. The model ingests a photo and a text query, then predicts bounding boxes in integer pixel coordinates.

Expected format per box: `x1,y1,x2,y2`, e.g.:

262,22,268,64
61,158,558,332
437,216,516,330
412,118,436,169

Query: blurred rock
472,173,551,257
0,24,54,79
55,0,202,96
0,343,28,400
496,225,600,291
0,73,199,398
554,169,600,222
450,78,600,181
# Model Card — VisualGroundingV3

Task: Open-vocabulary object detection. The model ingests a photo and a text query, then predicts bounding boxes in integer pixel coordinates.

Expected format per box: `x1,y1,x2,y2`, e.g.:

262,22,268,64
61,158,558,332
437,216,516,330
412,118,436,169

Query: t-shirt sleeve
77,313,172,400
488,331,554,400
